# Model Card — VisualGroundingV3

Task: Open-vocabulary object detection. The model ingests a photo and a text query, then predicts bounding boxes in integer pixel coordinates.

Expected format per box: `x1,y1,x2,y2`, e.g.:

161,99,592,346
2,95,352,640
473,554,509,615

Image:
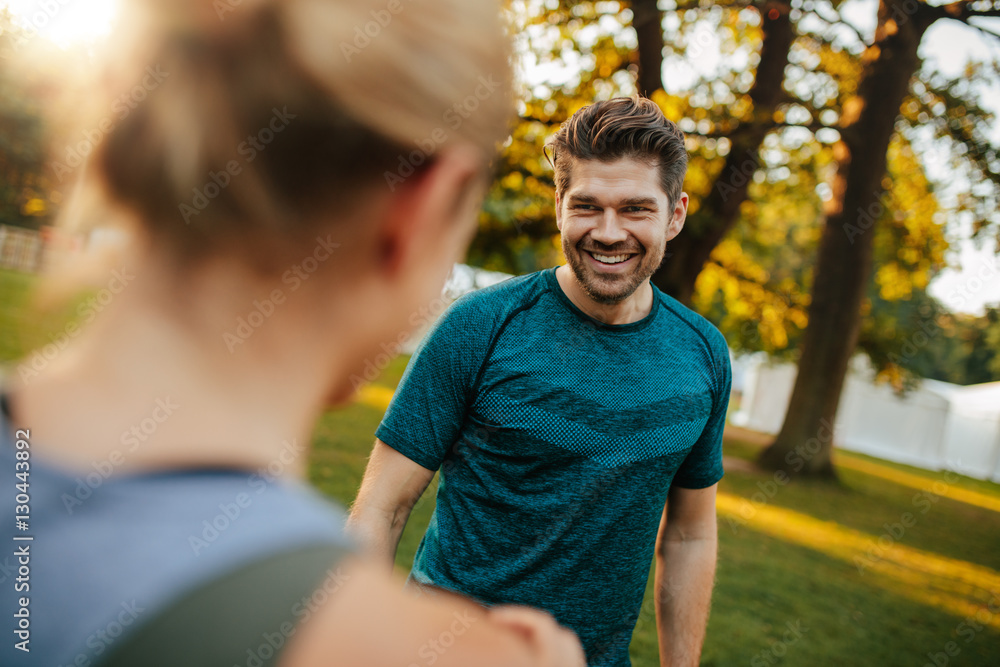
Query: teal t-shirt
376,267,731,666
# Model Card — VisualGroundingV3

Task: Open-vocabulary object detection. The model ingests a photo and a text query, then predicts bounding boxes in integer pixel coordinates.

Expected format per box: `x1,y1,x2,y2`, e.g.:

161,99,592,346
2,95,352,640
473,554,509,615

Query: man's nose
590,211,629,245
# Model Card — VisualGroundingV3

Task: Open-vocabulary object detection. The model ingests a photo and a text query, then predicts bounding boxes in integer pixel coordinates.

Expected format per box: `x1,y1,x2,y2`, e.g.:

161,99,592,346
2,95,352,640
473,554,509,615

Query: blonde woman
0,1,585,666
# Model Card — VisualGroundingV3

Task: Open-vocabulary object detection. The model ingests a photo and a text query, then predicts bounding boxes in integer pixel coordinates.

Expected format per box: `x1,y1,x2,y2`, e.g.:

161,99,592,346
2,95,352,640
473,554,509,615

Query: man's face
556,157,687,305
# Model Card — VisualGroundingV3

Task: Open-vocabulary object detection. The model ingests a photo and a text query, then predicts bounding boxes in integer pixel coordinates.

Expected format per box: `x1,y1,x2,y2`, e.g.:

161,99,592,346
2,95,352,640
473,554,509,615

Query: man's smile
582,248,640,271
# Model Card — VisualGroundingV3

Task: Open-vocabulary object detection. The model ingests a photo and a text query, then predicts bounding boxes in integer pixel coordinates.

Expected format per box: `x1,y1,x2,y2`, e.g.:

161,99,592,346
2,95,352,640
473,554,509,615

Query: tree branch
805,6,870,46
932,1,1000,23
674,0,755,10
770,120,834,134
686,119,832,139
967,19,1000,40
961,8,1000,19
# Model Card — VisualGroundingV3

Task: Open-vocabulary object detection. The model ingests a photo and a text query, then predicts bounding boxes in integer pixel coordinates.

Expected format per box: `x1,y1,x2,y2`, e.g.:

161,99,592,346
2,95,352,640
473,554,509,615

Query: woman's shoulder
0,414,353,666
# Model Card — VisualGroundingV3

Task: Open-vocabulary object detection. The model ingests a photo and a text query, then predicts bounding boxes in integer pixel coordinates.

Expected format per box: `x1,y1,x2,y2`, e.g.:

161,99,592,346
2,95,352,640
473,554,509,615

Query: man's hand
346,439,435,568
654,483,719,667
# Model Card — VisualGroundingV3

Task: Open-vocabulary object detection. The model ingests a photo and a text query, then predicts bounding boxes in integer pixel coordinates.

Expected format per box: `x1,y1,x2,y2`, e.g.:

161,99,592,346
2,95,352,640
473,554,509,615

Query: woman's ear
376,145,484,279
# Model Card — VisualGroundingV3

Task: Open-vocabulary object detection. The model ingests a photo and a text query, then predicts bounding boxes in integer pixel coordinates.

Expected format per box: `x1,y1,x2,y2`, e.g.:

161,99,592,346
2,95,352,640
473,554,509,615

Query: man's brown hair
547,96,687,205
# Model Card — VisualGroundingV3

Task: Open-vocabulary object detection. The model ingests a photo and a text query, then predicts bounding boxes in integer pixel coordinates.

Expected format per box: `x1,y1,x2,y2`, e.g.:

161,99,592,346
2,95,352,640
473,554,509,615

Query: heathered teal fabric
376,267,731,666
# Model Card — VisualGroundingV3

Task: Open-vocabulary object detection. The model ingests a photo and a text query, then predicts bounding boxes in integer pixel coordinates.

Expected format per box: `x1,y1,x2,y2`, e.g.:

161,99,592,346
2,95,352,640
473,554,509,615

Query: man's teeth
591,253,631,264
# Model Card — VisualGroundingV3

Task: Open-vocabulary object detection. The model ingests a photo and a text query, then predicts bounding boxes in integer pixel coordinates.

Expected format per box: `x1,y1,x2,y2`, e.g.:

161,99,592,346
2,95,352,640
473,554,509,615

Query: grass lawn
0,269,37,363
4,269,1000,666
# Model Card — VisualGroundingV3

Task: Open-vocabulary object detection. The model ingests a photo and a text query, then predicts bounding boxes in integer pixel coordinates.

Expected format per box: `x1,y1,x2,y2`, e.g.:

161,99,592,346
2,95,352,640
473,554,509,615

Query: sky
3,0,999,314
2,0,118,47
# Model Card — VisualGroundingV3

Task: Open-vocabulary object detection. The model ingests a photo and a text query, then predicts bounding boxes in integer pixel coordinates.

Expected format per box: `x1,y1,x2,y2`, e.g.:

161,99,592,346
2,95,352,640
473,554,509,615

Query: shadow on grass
722,432,1000,573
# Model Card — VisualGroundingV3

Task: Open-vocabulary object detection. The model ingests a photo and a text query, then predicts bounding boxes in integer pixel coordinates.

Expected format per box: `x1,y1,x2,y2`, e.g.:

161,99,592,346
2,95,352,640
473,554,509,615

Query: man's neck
554,265,654,326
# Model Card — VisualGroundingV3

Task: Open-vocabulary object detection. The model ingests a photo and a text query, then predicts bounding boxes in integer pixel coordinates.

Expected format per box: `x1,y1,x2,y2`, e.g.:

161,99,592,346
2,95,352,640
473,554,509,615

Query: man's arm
654,483,719,667
346,439,436,568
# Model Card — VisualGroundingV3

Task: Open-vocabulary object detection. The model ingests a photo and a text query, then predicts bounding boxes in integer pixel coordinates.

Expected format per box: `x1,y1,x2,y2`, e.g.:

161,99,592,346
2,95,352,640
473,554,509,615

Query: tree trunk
758,0,936,476
632,0,665,96
651,1,794,304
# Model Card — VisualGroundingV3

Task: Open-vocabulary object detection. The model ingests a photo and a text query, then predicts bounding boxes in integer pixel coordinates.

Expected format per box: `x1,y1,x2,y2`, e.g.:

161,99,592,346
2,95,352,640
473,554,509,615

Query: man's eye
573,204,597,210
623,206,647,213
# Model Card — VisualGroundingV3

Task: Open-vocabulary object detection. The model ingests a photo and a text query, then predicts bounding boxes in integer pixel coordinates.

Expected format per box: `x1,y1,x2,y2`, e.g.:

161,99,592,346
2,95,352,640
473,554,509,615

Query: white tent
836,374,951,470
941,381,1000,482
732,355,1000,482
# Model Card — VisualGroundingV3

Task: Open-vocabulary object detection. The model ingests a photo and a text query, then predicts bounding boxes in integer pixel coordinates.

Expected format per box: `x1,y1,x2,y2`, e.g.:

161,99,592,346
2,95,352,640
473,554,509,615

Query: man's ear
666,192,689,241
554,190,563,231
377,146,483,278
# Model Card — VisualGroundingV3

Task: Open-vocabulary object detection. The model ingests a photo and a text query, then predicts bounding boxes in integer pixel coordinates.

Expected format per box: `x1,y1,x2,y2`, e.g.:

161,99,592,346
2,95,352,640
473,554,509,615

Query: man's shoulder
653,289,729,357
420,271,551,351
447,269,550,321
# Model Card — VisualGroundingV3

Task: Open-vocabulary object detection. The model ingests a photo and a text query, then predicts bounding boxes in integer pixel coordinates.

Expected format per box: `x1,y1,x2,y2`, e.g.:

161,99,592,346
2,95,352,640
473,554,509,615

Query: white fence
0,224,45,272
731,353,1000,482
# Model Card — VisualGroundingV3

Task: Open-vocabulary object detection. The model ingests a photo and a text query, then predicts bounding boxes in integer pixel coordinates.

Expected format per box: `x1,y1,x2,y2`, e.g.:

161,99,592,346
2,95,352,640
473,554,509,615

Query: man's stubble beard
563,235,667,305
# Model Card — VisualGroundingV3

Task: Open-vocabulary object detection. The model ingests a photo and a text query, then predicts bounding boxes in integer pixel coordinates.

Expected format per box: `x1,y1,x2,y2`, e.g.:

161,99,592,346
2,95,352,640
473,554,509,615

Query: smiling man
348,97,732,667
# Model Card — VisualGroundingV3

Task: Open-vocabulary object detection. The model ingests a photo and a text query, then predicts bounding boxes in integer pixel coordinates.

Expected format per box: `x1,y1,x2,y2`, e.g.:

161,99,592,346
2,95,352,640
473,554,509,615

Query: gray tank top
0,398,355,666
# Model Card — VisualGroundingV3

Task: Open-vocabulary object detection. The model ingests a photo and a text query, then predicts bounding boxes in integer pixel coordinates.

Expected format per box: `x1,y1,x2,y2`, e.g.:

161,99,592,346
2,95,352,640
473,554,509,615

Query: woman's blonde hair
79,0,514,274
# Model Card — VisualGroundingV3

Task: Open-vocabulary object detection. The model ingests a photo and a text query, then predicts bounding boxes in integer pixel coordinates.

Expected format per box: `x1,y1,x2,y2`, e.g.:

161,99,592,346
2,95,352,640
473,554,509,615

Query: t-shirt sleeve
375,294,496,471
672,334,731,489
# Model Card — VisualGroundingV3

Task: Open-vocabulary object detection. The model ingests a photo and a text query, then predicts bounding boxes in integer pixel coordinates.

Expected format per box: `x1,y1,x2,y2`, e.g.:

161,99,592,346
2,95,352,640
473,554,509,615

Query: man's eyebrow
565,194,660,207
565,194,600,204
620,197,659,207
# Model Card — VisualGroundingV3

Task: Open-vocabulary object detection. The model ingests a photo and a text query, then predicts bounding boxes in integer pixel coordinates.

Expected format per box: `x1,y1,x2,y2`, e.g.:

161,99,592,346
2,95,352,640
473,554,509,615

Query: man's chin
584,290,630,305
565,249,657,304
579,270,643,305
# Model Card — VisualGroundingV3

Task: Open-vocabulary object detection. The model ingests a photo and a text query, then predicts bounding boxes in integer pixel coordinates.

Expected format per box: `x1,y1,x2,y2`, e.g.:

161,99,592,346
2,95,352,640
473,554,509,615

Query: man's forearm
654,535,718,667
347,439,435,569
345,506,407,569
